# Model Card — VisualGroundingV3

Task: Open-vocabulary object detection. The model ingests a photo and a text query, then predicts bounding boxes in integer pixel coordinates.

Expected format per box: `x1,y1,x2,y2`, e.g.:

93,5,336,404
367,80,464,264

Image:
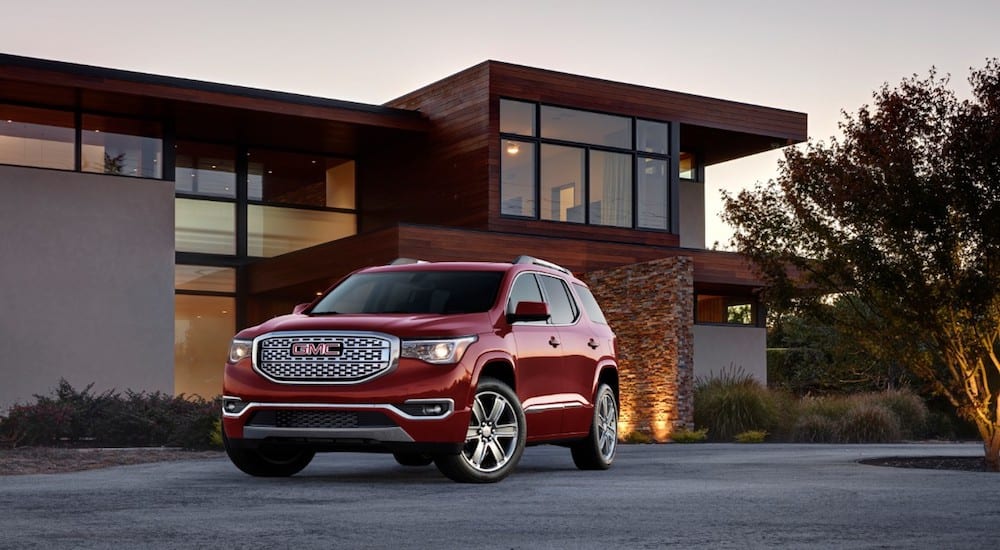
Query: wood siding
361,63,492,231
247,223,764,298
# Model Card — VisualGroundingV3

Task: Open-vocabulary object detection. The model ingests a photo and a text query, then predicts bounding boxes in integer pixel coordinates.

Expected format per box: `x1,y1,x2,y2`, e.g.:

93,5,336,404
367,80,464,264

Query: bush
0,380,220,449
836,402,903,443
695,368,775,441
866,388,928,439
670,428,709,443
791,414,839,443
734,430,768,443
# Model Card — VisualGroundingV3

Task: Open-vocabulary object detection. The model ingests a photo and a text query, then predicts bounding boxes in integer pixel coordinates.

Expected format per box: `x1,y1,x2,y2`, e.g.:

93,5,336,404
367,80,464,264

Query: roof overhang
0,53,429,154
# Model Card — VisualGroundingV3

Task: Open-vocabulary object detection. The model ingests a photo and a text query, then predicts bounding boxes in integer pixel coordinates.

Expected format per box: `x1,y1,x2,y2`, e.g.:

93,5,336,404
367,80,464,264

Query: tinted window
312,271,503,315
506,273,544,315
573,284,608,324
538,275,578,325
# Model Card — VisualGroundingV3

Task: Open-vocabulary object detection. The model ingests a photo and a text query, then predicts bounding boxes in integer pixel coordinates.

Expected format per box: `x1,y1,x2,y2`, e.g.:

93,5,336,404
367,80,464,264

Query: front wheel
223,430,315,477
571,384,618,470
435,378,526,483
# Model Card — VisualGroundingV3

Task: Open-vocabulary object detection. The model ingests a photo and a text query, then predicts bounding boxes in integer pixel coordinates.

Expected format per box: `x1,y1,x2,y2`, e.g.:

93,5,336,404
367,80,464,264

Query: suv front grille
255,332,399,384
247,410,396,429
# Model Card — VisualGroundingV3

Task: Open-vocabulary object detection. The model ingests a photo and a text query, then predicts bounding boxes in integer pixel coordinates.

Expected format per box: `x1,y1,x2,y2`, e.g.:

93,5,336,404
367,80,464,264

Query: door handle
548,336,560,348
587,339,600,349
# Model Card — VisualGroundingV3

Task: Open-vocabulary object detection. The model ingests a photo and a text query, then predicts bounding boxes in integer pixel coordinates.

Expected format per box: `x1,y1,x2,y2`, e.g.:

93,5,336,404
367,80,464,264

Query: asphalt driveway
1,443,997,549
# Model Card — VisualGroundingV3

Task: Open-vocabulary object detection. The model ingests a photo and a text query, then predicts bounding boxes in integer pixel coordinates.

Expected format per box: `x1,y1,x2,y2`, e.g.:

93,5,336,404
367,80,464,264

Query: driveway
0,443,996,549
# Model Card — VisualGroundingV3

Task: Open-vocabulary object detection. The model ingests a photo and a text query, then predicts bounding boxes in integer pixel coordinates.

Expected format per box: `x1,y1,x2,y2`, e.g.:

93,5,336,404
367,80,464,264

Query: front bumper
221,356,473,447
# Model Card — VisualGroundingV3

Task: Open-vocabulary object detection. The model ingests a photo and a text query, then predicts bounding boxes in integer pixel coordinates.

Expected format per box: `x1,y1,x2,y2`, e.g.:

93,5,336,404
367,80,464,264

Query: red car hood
237,312,492,339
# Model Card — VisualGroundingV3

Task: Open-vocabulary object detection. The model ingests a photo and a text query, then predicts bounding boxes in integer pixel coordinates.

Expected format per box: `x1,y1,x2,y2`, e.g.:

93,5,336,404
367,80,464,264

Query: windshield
310,270,504,315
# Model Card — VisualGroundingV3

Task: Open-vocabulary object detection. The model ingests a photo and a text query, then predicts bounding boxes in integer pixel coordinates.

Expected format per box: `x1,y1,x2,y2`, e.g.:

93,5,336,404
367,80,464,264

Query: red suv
221,256,619,483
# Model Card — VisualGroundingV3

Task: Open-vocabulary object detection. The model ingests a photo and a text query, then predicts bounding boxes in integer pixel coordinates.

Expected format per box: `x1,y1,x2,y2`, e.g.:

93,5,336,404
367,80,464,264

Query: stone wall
582,257,694,441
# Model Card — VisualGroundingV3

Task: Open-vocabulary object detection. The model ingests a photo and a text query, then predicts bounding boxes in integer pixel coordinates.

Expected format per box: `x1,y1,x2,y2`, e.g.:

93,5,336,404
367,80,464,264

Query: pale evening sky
3,0,996,247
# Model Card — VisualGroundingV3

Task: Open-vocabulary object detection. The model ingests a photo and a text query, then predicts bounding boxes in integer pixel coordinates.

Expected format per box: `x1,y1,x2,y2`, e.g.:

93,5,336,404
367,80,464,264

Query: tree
722,60,1000,469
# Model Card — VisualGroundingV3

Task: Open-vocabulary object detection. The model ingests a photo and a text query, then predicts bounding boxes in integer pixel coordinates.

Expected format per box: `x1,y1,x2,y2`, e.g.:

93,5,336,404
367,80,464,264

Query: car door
505,272,565,440
535,274,595,435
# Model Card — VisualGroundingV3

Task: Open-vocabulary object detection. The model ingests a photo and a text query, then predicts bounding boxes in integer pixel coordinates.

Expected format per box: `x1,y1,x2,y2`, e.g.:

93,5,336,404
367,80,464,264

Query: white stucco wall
0,165,174,410
693,325,767,384
679,180,705,249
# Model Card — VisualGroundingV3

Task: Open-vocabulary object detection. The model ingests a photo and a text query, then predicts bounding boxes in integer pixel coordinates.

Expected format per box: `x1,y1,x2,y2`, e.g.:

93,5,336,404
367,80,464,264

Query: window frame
498,98,675,232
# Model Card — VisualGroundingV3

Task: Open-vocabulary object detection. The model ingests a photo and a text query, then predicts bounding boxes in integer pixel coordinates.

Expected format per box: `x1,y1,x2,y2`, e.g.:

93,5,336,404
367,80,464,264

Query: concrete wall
0,165,174,410
679,180,705,249
693,325,767,384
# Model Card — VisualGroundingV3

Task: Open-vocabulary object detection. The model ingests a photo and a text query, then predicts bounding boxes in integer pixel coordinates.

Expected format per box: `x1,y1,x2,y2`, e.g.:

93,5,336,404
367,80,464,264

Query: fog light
223,397,249,415
398,400,453,418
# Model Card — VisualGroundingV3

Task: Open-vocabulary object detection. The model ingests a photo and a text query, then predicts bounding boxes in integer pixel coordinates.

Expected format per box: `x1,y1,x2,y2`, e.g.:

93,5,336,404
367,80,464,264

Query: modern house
0,54,806,438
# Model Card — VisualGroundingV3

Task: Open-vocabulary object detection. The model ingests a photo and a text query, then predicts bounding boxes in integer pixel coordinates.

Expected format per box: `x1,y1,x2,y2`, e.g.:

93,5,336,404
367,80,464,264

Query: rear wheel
393,452,434,467
223,430,315,477
435,378,526,483
571,384,618,470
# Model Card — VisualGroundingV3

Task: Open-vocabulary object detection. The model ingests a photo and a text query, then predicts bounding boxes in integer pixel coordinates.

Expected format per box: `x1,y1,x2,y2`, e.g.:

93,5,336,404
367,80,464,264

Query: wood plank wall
359,63,492,232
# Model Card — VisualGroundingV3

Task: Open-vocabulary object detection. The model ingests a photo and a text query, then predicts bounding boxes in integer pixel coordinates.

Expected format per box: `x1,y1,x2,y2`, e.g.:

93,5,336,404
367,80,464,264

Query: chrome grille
255,332,398,384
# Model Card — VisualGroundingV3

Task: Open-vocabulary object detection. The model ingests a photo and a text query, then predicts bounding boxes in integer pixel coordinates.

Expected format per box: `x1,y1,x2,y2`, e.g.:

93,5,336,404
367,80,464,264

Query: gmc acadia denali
221,256,619,483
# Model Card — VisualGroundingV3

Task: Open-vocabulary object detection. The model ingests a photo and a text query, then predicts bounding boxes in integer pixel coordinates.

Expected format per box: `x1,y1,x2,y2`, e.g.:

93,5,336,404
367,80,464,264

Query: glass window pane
541,144,584,223
696,295,755,325
248,205,356,257
637,120,668,155
538,275,578,324
500,139,536,217
506,273,543,315
175,141,236,198
540,106,631,148
175,198,236,255
589,150,632,228
247,149,355,209
174,294,233,398
0,105,74,170
680,152,697,180
500,99,536,136
637,157,668,230
175,265,236,293
82,115,162,178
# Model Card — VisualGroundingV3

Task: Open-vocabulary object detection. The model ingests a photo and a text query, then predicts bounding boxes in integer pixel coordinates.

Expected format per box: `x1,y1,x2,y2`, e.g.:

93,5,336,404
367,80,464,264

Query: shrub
670,428,708,443
734,430,768,443
791,414,839,443
695,368,775,441
836,402,903,443
0,380,220,449
866,388,928,439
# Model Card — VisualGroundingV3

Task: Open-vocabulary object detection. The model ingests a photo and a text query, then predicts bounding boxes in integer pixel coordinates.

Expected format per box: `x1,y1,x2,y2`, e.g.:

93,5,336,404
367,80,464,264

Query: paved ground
0,443,997,549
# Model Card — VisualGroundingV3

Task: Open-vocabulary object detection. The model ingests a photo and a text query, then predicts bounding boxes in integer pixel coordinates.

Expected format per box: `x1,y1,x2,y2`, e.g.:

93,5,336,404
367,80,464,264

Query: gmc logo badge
290,343,343,357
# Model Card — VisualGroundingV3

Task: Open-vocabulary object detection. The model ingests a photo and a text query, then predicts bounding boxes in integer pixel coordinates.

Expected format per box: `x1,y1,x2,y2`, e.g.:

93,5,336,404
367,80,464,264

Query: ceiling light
506,141,520,155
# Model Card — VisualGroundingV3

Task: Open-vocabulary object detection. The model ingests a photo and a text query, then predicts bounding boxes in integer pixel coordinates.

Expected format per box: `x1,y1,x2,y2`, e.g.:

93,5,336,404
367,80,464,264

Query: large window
175,141,236,198
0,105,74,170
82,115,162,178
499,99,672,230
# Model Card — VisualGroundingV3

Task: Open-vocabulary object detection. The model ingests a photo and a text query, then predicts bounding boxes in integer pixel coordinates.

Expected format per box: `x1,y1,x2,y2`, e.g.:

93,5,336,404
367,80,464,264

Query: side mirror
507,301,550,323
292,303,311,315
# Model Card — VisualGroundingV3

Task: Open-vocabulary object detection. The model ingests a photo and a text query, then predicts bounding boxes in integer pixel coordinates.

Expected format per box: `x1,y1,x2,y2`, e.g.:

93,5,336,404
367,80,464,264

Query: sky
3,0,997,247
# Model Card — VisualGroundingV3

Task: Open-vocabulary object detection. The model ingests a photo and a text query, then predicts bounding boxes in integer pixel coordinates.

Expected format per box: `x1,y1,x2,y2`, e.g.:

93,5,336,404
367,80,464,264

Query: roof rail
389,258,427,265
512,255,571,275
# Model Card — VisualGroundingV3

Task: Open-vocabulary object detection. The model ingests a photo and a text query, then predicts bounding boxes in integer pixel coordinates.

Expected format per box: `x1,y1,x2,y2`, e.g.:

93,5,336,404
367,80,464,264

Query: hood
237,312,493,339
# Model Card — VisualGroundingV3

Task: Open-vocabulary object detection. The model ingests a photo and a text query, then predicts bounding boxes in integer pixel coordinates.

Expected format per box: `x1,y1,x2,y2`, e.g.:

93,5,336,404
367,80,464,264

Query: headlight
228,339,253,363
401,336,477,365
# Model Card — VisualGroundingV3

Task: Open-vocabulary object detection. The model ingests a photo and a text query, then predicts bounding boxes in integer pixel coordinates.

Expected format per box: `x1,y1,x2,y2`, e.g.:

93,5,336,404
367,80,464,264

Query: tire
571,384,618,470
223,429,315,477
435,377,526,483
393,452,434,467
